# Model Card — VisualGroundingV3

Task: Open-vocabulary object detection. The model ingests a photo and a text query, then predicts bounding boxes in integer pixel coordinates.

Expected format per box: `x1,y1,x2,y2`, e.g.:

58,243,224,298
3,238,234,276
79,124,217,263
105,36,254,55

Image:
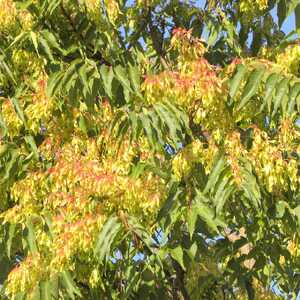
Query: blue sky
281,12,295,33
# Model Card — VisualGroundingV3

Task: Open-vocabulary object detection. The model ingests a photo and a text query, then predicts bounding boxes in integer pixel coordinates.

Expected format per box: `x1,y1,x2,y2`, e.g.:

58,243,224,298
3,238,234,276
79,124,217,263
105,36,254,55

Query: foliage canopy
0,0,300,299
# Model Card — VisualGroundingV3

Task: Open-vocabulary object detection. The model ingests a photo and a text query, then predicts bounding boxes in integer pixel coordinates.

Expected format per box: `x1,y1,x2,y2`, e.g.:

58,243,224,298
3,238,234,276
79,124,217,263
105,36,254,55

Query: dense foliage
0,0,300,299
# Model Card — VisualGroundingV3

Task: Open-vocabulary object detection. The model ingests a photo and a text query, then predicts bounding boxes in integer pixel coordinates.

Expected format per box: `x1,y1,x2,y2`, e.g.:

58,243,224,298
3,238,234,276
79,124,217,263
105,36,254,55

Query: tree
0,0,299,299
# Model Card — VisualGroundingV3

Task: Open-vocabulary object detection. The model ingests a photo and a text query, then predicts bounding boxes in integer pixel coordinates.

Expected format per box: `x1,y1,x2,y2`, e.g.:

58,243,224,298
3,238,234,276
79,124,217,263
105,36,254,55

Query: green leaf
49,276,59,299
240,159,261,208
292,205,300,222
295,4,300,29
128,64,141,94
100,64,114,99
128,111,139,142
186,242,198,261
127,216,156,253
129,161,146,179
115,118,130,148
26,217,38,253
287,0,300,23
94,216,122,262
276,201,288,218
148,110,164,146
63,60,84,93
214,176,235,215
261,73,281,113
114,65,132,92
43,211,54,239
278,0,287,28
31,285,41,300
7,223,16,258
207,19,220,46
229,64,247,98
109,110,126,138
41,30,64,54
164,102,190,132
15,0,34,10
238,67,265,110
46,72,64,98
272,77,290,117
197,202,226,233
45,0,61,15
124,265,143,298
187,207,198,238
154,103,180,144
140,112,156,148
203,157,226,195
78,115,89,135
170,246,185,271
61,271,82,300
157,185,184,235
0,55,17,85
193,191,226,233
157,182,179,222
0,114,8,137
287,82,300,115
77,63,91,94
11,96,25,124
15,292,26,300
8,31,28,49
30,31,39,56
24,135,39,159
0,143,9,158
1,149,19,184
39,37,55,61
40,281,51,300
